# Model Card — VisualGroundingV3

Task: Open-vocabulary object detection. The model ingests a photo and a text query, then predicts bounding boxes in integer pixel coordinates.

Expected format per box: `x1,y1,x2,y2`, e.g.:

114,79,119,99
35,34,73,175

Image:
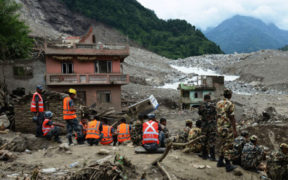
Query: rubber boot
209,147,217,161
201,146,208,160
225,159,237,172
68,136,73,145
217,156,225,167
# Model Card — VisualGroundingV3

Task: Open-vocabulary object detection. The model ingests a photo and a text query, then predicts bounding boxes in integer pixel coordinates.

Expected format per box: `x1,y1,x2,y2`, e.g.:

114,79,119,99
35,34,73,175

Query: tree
0,0,33,61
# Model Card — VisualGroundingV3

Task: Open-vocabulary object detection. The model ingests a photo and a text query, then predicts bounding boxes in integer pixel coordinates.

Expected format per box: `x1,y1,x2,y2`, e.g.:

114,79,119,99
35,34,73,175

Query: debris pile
0,83,15,130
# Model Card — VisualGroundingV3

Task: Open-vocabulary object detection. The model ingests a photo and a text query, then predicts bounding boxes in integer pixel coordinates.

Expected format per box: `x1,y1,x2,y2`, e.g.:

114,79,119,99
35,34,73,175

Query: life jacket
75,121,88,139
42,119,54,136
86,120,101,139
100,125,113,145
63,96,77,120
142,120,159,145
117,123,131,143
30,92,44,112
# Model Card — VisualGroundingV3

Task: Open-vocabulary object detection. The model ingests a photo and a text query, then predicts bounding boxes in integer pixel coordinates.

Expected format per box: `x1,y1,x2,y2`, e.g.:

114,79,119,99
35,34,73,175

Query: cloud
137,0,288,30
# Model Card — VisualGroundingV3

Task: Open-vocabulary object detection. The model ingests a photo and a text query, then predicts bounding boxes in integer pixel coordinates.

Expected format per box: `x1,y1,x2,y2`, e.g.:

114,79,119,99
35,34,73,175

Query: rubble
0,150,16,161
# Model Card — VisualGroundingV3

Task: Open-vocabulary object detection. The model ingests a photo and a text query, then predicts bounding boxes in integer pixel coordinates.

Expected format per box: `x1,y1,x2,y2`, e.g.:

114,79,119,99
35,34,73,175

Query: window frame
97,90,111,103
62,62,74,74
95,60,112,73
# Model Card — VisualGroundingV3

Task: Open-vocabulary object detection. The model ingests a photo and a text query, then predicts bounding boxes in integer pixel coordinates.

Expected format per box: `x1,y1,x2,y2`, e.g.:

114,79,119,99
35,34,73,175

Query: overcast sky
137,0,288,31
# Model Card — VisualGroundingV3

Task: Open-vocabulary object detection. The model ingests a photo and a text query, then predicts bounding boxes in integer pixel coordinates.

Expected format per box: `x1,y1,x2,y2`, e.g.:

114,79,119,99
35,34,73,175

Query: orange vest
42,119,54,136
75,121,88,139
117,123,131,143
30,92,44,112
100,125,113,145
86,120,101,139
63,96,77,120
142,120,159,145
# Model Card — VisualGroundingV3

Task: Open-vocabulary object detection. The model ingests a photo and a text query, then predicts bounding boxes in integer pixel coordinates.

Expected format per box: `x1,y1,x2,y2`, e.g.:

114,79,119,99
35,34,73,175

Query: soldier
216,89,237,172
241,135,265,171
231,130,249,165
183,120,202,153
131,114,144,146
266,143,288,180
179,120,193,143
198,94,217,161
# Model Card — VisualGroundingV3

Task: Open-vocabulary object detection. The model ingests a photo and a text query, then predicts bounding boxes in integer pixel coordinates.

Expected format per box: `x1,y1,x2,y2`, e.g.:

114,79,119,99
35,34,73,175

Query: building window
13,65,33,79
92,35,96,43
183,91,189,98
62,62,73,74
97,90,111,103
95,61,112,73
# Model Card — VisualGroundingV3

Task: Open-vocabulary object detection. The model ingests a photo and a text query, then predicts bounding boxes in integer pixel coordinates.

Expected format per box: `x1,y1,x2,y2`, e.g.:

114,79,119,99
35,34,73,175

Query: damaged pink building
44,27,130,109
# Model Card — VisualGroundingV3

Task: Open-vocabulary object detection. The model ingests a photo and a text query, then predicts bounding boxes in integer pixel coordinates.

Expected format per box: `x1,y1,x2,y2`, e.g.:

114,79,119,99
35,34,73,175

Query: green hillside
61,0,222,59
280,45,288,51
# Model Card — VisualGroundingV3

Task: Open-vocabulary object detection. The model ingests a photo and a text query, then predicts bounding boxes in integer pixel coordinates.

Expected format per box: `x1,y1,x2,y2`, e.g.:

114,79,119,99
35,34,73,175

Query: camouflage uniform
131,120,142,146
175,126,191,143
216,98,235,160
267,150,288,180
241,142,264,170
184,127,202,153
231,136,247,165
198,101,217,153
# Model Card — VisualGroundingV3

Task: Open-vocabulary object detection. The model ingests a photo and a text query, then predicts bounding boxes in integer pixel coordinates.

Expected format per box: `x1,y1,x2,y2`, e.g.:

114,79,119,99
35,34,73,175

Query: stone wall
14,91,80,133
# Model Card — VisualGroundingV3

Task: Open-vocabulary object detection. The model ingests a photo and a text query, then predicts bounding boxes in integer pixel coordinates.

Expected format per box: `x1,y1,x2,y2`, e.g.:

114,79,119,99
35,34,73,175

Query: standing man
63,88,81,145
216,89,237,172
117,118,131,144
31,85,44,137
198,94,217,161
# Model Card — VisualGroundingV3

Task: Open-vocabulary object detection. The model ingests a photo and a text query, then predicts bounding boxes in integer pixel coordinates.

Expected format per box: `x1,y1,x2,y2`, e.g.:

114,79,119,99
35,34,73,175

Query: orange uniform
117,123,131,143
142,120,159,144
63,96,77,120
30,92,44,112
100,125,113,145
86,120,101,139
42,119,54,136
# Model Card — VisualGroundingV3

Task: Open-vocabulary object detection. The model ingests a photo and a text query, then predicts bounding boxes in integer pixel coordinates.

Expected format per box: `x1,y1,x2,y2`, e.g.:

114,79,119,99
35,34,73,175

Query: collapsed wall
14,90,80,133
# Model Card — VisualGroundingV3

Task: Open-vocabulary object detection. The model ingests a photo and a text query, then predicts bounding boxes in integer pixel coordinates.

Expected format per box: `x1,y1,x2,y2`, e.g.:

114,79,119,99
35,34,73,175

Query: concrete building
45,26,130,109
178,76,224,108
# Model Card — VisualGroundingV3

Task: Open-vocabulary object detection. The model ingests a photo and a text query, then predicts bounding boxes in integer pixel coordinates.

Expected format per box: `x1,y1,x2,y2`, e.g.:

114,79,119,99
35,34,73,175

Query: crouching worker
76,118,88,144
117,118,131,145
86,117,103,146
100,118,117,145
42,111,64,143
142,114,163,153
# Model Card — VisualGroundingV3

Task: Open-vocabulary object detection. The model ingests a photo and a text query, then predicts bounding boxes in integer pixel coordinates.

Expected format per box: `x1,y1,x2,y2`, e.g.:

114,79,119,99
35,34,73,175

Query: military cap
280,143,288,149
185,119,192,124
250,135,258,141
224,88,233,97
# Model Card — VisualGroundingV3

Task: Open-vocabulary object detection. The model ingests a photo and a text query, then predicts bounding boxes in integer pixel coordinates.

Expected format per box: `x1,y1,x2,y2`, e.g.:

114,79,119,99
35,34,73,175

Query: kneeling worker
117,118,131,144
142,114,163,152
101,118,116,145
42,111,64,143
86,117,103,146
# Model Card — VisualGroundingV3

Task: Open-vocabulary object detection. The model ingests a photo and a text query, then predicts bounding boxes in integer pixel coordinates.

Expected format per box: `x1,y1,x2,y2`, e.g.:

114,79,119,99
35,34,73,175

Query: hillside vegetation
61,0,222,59
279,45,288,51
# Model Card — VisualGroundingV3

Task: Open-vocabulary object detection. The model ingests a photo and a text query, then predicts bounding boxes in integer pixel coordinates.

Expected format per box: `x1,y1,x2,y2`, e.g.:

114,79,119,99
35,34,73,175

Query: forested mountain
205,15,288,54
61,0,223,59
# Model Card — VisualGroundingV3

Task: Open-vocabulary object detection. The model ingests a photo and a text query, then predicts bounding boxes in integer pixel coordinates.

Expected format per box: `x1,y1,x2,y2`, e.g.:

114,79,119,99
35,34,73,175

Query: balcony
46,74,129,86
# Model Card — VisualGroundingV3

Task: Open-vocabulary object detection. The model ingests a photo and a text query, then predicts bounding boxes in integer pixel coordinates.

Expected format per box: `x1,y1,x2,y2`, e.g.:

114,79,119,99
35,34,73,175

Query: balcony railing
46,74,129,86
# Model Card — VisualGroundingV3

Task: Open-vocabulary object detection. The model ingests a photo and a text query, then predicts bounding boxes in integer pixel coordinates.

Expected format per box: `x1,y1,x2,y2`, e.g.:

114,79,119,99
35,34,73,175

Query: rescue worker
63,88,81,145
42,111,63,143
100,118,116,145
216,89,237,172
142,114,162,152
31,85,44,137
159,118,169,147
198,94,217,161
86,117,103,146
183,120,202,153
241,135,265,171
117,118,131,144
266,143,288,180
76,118,88,143
231,131,249,165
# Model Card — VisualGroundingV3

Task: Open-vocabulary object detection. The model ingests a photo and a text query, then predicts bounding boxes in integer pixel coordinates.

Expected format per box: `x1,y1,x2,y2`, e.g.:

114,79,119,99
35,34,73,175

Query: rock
192,164,206,169
97,149,110,155
41,168,57,173
0,115,10,129
59,143,70,151
0,150,16,161
233,170,243,176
